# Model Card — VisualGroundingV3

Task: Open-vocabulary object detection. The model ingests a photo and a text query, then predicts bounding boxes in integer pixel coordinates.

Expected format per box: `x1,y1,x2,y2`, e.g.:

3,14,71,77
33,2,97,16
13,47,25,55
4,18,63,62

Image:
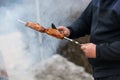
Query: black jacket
68,0,120,78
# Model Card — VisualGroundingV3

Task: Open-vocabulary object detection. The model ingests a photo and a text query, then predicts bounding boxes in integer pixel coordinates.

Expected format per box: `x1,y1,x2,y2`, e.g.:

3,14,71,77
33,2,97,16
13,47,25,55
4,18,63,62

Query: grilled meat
25,22,64,39
26,22,46,32
45,28,64,39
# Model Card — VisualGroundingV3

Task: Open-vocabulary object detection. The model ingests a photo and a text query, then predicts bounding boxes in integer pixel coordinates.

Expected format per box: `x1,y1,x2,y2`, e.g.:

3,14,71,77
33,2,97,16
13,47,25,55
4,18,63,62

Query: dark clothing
95,75,120,80
68,0,120,78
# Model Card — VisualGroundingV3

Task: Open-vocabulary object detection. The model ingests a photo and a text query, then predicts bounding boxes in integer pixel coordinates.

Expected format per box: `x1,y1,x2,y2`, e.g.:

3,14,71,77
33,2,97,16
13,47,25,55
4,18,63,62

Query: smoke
0,0,22,7
0,0,42,80
0,0,90,80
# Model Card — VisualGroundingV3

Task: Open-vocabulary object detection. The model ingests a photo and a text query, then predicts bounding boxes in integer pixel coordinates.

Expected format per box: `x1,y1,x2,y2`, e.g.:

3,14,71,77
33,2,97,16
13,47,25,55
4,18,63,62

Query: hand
81,43,96,58
57,26,70,37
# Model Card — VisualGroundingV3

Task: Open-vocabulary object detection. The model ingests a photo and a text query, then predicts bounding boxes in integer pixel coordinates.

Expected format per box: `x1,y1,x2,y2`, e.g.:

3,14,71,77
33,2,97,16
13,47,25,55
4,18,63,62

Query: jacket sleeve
67,1,93,39
96,41,120,61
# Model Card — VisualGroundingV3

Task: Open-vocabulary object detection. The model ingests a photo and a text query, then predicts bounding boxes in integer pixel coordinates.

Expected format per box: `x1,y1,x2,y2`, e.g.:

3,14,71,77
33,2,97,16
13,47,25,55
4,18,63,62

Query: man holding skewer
58,0,120,80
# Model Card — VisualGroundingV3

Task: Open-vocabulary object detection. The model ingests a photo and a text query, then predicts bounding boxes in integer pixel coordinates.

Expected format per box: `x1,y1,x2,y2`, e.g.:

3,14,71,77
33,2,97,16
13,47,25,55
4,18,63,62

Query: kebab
17,19,81,45
25,22,64,39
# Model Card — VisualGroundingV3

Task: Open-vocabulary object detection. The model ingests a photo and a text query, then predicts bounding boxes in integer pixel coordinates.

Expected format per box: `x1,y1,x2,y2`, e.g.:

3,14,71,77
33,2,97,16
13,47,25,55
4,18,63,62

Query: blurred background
0,0,92,80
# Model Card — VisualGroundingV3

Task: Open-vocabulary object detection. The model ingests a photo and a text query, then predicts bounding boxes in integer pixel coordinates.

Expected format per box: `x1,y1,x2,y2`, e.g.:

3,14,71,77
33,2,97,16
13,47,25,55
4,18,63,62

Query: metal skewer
64,37,81,45
17,19,26,24
17,20,81,46
51,24,81,45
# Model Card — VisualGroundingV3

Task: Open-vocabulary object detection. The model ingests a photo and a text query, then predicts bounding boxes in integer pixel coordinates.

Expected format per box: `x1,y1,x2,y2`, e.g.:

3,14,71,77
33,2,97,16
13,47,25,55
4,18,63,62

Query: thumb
81,44,86,50
57,26,67,34
57,26,65,31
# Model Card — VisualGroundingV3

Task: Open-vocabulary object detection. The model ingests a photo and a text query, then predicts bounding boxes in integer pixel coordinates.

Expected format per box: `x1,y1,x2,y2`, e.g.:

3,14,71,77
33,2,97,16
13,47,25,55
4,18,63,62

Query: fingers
57,26,65,31
57,26,70,37
57,26,65,34
81,43,90,50
81,43,96,58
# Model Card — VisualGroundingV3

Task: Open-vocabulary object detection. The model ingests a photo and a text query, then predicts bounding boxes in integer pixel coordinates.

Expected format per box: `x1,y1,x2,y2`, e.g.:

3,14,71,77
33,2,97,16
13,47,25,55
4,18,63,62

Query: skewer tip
17,19,26,24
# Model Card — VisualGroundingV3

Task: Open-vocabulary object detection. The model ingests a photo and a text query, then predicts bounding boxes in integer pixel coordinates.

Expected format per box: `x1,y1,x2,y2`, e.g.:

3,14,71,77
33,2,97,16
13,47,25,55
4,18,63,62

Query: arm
96,41,120,61
68,1,93,39
80,41,120,60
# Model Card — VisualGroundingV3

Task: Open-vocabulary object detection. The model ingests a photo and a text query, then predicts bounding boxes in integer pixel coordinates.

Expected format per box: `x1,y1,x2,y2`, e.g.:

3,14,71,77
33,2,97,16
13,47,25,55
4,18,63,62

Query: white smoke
0,0,42,80
0,0,90,80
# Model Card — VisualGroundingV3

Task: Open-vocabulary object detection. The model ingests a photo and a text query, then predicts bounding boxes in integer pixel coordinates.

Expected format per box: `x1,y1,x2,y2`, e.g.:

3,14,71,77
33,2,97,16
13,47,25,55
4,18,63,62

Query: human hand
57,26,70,37
81,43,96,58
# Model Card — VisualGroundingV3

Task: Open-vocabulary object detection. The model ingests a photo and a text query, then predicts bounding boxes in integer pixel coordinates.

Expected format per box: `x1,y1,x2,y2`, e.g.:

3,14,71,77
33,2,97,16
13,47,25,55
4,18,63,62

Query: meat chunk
45,28,64,39
26,22,46,32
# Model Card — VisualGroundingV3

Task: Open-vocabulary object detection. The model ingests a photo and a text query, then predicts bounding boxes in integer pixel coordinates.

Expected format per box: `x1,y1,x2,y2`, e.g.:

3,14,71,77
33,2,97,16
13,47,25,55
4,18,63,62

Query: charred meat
25,22,64,39
26,22,46,32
